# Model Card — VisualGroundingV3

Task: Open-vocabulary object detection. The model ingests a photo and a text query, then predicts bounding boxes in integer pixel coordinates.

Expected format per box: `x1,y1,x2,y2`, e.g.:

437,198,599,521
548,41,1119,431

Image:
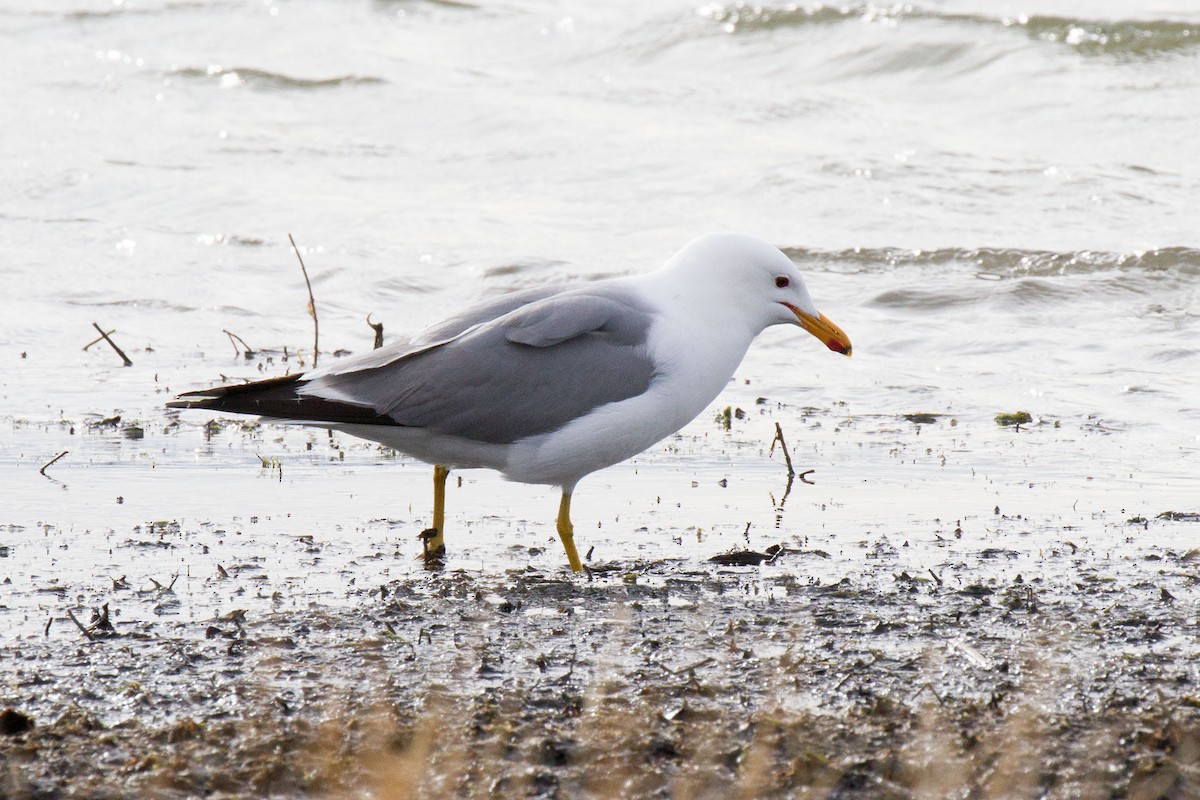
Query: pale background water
1,1,1198,624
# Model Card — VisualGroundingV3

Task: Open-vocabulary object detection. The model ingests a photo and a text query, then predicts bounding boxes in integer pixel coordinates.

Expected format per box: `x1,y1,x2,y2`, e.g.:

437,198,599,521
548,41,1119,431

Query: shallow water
2,0,1199,644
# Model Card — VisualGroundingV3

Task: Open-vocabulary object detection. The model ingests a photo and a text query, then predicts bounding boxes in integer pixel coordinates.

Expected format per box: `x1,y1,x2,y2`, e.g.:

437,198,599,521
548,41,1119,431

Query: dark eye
775,276,790,288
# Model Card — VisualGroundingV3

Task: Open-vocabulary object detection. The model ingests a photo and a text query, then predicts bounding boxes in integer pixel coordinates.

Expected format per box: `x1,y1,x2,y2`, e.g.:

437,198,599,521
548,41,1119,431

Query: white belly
503,312,754,489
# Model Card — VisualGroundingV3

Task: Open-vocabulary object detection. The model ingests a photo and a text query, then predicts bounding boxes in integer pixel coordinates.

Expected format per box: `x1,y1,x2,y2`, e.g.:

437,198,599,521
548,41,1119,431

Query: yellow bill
786,305,853,356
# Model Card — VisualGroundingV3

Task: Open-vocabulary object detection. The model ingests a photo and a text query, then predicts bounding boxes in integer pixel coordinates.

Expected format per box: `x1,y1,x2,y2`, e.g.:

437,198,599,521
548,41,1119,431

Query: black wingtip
168,372,400,427
167,373,305,412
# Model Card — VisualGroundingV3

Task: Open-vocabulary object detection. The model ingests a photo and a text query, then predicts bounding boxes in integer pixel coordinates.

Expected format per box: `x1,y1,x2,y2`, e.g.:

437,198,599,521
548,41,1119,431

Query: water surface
2,0,1198,624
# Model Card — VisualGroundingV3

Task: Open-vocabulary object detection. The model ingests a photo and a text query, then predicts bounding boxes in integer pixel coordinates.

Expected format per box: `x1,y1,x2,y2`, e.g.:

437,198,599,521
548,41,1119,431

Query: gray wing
302,286,658,445
413,284,580,346
309,284,578,379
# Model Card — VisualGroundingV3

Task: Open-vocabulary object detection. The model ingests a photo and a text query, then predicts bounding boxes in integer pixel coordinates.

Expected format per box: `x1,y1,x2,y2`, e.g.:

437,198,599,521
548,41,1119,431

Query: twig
669,656,715,675
222,330,255,358
148,574,180,593
288,233,319,367
82,328,116,351
366,314,384,349
911,682,946,706
769,422,795,477
39,451,68,476
769,423,798,507
835,655,878,690
65,609,97,641
90,322,132,367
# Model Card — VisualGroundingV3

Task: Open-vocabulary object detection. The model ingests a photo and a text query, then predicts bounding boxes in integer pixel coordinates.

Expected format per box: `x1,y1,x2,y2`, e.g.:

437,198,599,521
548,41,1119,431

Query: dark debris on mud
4,556,1200,800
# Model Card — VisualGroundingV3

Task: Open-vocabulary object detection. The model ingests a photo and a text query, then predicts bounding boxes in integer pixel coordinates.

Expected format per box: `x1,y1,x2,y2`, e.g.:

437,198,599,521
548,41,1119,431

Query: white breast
501,292,758,489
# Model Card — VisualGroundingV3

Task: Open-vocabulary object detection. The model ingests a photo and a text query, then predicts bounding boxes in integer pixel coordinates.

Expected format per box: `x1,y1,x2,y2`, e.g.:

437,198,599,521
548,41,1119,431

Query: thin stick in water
769,422,803,508
90,322,132,367
222,329,255,358
288,233,319,368
769,422,796,477
65,609,96,641
40,451,68,476
82,328,116,351
366,313,384,349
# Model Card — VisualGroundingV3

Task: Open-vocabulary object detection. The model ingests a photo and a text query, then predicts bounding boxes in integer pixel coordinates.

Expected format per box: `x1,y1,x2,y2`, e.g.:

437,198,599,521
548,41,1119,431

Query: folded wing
171,285,659,445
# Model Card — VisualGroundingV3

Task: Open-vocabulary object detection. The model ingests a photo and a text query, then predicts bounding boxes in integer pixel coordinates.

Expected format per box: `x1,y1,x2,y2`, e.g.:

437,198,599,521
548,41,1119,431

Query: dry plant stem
39,451,68,476
81,329,115,351
670,656,715,675
65,609,96,642
288,233,319,367
769,422,796,477
367,313,384,349
222,329,255,357
90,322,132,367
149,574,180,592
770,422,814,506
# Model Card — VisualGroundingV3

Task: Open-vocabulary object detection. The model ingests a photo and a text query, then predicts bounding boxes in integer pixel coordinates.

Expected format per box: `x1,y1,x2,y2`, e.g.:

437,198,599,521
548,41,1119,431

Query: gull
169,233,852,571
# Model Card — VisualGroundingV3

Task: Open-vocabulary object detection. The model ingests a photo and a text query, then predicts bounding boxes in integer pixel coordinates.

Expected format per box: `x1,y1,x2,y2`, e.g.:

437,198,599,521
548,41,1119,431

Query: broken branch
288,233,319,367
367,313,384,350
222,330,255,358
65,609,97,642
39,451,68,476
769,422,795,477
82,328,116,351
90,322,133,367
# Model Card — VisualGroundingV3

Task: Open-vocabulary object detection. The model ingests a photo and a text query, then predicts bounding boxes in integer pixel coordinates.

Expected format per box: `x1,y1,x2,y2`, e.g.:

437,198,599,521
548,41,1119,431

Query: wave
1025,15,1200,57
54,1,213,20
783,246,1200,278
170,66,385,91
373,0,480,9
696,3,1200,58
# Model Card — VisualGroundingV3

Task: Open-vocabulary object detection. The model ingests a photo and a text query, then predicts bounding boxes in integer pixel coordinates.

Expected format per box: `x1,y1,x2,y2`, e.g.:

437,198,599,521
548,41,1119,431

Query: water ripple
696,3,1200,58
785,246,1200,278
170,66,385,91
1025,15,1200,58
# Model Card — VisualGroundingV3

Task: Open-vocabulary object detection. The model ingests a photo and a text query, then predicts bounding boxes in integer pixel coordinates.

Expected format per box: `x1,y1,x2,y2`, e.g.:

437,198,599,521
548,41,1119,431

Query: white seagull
170,233,852,571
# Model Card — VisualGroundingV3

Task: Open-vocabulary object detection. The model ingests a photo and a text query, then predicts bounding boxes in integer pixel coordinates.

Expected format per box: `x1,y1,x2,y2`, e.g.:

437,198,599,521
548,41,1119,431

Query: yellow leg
556,491,583,573
421,465,449,563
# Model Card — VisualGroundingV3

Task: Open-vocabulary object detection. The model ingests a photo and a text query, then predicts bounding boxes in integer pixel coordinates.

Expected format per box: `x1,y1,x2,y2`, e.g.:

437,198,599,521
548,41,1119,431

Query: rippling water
1,1,1198,601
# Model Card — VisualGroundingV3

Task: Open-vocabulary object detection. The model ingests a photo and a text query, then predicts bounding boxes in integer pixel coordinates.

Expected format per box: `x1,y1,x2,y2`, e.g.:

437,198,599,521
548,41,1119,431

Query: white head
657,232,852,356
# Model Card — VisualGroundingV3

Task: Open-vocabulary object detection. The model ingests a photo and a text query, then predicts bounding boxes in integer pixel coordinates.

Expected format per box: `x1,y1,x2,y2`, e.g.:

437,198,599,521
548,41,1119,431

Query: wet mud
4,376,1200,798
5,519,1200,798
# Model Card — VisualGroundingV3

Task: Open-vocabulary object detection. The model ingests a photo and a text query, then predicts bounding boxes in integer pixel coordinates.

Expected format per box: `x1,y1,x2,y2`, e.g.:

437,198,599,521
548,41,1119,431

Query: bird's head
666,232,852,356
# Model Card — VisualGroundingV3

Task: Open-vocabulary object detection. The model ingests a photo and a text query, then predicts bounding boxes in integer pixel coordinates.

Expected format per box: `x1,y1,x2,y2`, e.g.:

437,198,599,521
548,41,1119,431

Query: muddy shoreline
5,525,1200,798
4,393,1199,798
